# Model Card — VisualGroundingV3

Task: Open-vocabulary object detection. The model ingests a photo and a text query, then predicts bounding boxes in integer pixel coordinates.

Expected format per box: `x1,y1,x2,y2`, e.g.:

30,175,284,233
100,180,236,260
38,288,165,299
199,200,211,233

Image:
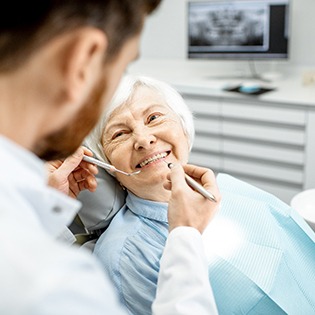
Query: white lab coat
153,227,218,315
0,136,217,315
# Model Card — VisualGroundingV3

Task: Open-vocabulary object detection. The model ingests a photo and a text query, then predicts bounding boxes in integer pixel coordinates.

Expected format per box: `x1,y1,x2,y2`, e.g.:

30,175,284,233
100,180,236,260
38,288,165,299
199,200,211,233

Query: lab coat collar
0,136,81,240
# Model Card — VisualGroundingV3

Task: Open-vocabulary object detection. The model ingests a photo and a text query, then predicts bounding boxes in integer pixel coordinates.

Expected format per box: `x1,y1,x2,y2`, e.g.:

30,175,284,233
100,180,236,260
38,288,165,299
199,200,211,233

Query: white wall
140,0,315,67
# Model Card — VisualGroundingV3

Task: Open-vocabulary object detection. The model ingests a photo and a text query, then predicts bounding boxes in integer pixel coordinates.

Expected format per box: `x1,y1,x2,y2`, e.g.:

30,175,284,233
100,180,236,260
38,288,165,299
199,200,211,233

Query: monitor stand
205,60,274,83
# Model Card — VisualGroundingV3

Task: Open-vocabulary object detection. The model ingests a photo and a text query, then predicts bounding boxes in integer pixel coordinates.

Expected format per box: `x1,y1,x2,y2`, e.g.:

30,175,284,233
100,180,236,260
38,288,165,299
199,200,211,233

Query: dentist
0,2,220,315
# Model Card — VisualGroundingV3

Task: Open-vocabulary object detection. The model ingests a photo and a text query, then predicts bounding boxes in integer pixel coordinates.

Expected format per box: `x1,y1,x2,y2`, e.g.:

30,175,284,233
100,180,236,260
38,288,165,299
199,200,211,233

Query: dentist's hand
46,146,98,199
164,164,221,234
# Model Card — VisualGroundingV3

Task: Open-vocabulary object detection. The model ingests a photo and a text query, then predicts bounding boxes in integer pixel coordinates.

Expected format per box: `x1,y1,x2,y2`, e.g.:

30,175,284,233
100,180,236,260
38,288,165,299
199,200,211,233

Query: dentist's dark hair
0,0,161,71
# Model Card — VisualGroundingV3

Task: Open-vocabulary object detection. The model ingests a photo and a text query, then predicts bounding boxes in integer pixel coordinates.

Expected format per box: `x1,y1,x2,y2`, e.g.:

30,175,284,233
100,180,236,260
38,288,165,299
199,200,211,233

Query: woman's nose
133,130,157,150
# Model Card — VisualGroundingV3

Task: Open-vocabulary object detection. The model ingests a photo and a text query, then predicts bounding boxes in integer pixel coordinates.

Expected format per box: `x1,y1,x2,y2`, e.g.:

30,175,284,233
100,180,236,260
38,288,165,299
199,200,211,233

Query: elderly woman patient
85,75,315,315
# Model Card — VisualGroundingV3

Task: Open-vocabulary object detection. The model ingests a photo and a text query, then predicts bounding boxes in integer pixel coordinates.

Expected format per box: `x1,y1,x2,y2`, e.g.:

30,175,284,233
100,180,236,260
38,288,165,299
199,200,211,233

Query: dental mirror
83,155,141,176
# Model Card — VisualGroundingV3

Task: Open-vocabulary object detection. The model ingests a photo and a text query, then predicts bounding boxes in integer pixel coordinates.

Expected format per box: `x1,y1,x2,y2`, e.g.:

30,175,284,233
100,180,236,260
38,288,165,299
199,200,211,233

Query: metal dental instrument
83,155,141,176
165,161,217,202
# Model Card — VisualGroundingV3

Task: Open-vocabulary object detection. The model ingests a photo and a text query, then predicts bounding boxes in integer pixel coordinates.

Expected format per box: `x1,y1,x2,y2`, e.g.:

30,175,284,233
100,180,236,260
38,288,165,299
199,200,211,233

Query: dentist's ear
59,27,108,105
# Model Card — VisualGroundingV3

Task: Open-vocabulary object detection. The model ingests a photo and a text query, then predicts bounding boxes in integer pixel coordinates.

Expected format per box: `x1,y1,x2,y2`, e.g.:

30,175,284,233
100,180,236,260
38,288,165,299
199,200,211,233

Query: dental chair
70,166,126,251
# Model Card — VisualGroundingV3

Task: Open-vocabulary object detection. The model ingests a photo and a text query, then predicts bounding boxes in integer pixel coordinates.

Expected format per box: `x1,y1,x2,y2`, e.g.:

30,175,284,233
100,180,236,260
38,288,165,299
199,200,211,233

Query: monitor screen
188,0,290,60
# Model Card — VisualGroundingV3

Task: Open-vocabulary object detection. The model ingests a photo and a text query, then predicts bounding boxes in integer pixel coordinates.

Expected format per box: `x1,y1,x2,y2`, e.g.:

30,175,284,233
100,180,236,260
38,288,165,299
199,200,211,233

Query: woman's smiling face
102,85,190,201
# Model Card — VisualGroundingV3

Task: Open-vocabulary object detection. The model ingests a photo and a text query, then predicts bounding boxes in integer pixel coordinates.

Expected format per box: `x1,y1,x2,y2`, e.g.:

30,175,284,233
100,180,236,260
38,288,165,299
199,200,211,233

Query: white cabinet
182,94,314,203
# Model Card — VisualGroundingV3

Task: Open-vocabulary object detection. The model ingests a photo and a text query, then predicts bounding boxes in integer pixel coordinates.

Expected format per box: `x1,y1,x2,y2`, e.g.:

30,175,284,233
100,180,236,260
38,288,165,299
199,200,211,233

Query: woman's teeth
139,152,168,168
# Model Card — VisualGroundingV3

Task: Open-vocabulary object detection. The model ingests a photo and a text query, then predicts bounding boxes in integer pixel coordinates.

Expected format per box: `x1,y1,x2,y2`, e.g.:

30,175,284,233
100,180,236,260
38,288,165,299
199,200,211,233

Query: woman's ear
60,27,108,104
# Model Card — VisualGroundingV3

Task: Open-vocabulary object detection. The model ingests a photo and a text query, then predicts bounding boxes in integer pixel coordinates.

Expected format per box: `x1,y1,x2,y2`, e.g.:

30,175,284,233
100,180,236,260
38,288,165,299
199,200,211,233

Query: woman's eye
148,113,161,123
112,131,124,139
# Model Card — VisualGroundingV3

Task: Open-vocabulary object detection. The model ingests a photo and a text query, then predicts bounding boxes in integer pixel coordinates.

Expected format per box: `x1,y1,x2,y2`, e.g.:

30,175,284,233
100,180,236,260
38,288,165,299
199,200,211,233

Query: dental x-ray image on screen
188,0,290,60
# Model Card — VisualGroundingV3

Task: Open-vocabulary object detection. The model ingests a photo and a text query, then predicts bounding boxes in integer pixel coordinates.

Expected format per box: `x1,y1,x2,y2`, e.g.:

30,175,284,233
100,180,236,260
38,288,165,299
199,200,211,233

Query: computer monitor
188,0,290,60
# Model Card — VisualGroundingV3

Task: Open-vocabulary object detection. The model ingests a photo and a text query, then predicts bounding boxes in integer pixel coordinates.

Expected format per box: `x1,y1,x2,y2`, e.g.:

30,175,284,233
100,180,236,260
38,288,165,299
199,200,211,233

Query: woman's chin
136,172,168,189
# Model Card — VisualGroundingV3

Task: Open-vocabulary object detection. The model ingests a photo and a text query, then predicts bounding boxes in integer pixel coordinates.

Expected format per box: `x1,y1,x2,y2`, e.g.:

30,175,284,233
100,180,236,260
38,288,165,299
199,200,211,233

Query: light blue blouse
94,173,315,315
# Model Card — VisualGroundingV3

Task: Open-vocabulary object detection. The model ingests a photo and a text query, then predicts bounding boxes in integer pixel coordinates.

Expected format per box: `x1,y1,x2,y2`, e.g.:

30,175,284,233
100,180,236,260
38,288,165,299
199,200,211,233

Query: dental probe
166,162,217,202
83,155,141,176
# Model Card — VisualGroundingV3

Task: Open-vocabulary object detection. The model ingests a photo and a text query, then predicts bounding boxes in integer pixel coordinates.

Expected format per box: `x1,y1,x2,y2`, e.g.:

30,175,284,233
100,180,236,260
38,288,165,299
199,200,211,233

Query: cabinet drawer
194,117,221,134
222,139,304,165
222,102,306,126
223,158,303,185
193,136,221,154
185,97,220,115
189,151,221,170
222,121,305,145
